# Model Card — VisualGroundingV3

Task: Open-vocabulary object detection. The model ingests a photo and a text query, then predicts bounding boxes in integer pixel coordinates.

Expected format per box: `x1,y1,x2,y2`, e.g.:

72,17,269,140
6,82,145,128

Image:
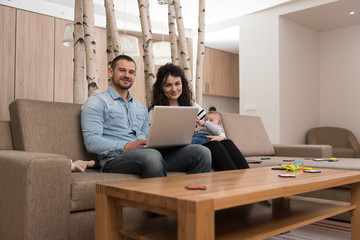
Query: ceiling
282,0,360,31
1,0,359,54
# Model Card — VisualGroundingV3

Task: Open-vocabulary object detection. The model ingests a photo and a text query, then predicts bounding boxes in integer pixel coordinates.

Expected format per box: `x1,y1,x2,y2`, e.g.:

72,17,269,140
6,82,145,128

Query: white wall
239,0,336,144
239,9,281,143
319,24,360,141
279,18,320,144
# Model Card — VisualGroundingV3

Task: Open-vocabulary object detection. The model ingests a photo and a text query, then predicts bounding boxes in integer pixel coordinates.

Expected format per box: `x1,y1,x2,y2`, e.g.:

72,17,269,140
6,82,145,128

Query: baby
192,111,226,144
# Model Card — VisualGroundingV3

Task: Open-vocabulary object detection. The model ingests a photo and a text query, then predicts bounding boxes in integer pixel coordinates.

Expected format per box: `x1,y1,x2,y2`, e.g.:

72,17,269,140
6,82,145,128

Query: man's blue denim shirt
81,86,150,165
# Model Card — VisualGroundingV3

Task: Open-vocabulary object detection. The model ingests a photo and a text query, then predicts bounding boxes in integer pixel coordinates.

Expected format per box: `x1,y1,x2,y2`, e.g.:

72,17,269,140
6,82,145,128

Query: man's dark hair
111,55,137,70
149,63,193,111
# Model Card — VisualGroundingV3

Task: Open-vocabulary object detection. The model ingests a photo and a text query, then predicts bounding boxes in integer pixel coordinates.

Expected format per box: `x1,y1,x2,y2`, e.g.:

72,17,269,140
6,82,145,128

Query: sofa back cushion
307,127,355,147
221,113,275,157
9,99,98,168
0,121,13,150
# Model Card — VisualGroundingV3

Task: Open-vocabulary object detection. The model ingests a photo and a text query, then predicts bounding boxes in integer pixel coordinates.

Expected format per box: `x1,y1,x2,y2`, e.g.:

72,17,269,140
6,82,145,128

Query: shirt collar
107,86,133,102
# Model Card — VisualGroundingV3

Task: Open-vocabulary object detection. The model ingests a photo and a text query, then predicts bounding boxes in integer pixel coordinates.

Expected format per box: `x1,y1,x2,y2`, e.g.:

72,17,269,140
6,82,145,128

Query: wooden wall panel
54,18,74,103
15,10,54,101
95,27,108,94
0,5,16,121
203,47,239,98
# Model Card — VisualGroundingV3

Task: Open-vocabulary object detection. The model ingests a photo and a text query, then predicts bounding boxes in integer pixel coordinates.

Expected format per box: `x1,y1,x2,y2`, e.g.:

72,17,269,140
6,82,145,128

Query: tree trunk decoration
167,0,179,65
137,0,156,107
195,0,205,104
73,0,85,103
106,26,115,86
83,0,100,97
104,0,121,86
104,0,122,58
173,0,192,84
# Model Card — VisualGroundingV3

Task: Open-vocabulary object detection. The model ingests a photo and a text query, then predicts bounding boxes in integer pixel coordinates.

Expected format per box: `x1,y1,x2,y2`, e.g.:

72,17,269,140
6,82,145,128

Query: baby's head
205,111,222,126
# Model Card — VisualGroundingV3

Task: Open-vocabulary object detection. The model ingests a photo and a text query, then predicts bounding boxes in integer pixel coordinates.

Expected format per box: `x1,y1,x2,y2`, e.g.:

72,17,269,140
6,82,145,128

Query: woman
149,63,249,171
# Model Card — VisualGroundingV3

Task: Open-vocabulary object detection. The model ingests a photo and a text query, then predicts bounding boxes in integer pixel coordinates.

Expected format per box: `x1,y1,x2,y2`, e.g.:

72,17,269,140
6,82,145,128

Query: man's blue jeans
101,144,211,178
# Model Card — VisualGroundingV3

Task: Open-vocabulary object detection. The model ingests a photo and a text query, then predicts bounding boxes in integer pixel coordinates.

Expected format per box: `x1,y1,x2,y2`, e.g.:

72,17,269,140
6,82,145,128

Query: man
81,55,211,178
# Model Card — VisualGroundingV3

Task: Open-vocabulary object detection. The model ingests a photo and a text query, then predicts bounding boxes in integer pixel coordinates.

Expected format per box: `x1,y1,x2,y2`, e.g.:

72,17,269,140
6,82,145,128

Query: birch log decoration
83,0,100,97
104,0,122,57
195,0,205,104
173,0,192,84
106,26,115,86
73,0,85,103
137,0,156,107
167,0,179,65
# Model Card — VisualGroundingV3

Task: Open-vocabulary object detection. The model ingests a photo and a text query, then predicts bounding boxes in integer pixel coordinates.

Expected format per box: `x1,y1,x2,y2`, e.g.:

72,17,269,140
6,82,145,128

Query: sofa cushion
70,170,187,212
70,170,141,212
332,148,355,158
9,99,99,168
221,113,275,157
0,121,13,150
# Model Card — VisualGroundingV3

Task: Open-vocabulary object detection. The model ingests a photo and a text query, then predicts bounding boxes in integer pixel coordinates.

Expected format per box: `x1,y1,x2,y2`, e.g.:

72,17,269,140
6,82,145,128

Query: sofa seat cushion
70,170,187,212
245,156,360,171
70,170,140,212
332,148,355,158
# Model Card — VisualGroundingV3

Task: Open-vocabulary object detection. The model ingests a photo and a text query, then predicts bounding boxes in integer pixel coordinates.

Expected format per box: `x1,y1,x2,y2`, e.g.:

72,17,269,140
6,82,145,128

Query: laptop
146,106,198,148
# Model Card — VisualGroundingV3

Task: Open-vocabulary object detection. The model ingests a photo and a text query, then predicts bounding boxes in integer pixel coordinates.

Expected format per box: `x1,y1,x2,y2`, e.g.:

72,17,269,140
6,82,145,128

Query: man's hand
124,139,147,151
206,135,225,141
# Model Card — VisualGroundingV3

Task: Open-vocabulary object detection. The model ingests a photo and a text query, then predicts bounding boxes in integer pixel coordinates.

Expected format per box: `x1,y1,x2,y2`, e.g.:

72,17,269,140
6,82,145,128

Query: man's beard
112,77,133,90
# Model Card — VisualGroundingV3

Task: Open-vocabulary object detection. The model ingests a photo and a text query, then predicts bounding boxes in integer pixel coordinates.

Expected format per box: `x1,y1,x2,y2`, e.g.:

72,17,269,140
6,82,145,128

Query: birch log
173,0,192,84
83,0,100,97
106,26,115,86
167,0,179,65
104,0,122,57
195,0,205,104
138,0,156,107
73,0,85,103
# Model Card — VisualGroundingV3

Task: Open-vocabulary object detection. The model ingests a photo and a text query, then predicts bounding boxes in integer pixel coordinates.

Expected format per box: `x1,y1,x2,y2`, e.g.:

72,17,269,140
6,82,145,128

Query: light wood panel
95,27,108,93
15,10,55,101
54,18,74,103
0,5,16,121
203,47,239,98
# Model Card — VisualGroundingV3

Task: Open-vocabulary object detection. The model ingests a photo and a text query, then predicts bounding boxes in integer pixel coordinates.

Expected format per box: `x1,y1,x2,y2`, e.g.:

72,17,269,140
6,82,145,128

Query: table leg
351,182,360,240
95,185,124,240
177,199,214,240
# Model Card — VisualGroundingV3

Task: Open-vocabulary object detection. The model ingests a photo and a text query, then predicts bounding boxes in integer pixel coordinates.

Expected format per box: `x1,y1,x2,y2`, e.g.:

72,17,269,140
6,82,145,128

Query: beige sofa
0,99,350,240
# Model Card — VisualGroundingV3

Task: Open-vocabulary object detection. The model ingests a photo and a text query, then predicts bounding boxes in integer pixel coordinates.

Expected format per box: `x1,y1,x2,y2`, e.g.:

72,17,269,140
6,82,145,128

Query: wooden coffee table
95,167,360,240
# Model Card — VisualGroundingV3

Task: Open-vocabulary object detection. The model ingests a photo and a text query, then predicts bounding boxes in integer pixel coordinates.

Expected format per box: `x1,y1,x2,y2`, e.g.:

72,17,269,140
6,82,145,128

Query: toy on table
283,158,295,162
185,185,207,190
281,161,312,171
326,158,339,162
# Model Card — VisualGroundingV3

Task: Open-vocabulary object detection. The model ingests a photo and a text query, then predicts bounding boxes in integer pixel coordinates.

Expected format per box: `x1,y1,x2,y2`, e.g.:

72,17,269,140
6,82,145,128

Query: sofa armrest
273,144,332,158
0,150,71,240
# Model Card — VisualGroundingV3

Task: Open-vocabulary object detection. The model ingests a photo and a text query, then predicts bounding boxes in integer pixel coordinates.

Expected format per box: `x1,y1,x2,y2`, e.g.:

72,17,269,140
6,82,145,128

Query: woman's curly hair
149,63,193,111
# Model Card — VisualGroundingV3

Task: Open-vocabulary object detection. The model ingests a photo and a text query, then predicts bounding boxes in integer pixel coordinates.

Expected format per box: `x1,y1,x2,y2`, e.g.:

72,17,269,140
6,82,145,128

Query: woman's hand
206,135,225,141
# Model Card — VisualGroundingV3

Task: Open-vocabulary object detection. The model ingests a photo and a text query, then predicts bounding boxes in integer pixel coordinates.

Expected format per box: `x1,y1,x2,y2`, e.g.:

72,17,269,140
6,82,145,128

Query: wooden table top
97,167,360,211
